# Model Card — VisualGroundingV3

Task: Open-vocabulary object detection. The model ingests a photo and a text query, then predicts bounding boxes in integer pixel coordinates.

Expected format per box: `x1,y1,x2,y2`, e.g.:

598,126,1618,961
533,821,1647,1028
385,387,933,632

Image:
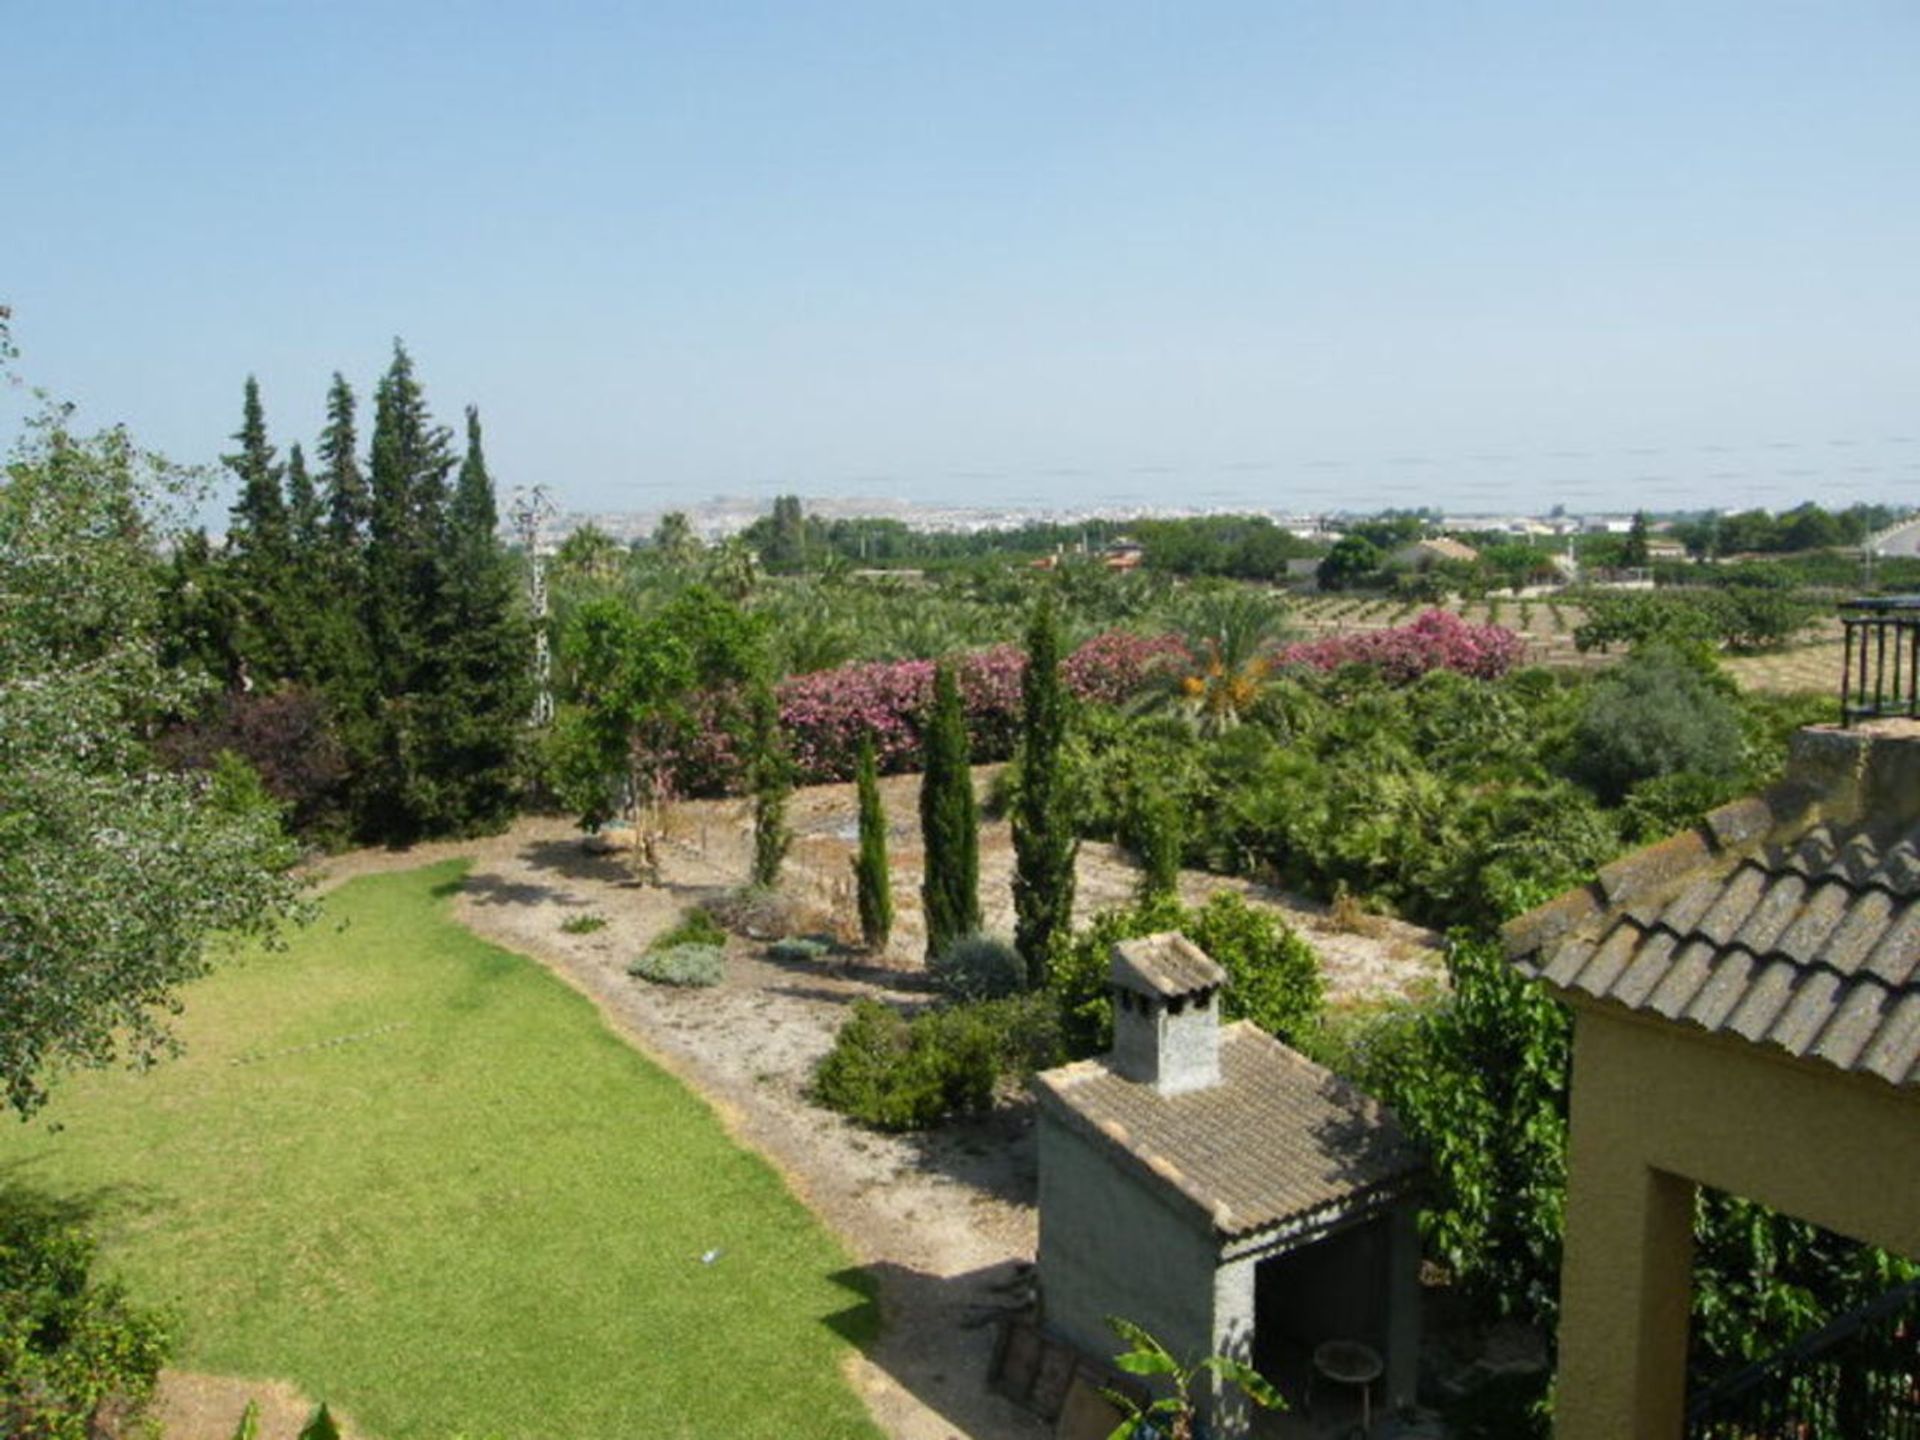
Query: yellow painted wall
1555,1001,1920,1440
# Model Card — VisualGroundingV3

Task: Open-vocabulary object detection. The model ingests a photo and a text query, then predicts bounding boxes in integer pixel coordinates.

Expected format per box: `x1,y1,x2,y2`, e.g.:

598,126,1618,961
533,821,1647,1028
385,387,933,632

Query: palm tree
705,536,760,601
1155,588,1289,736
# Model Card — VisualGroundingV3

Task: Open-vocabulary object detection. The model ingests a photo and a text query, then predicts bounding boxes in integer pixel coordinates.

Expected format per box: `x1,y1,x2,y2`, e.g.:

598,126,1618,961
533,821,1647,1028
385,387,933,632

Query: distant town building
1389,536,1479,570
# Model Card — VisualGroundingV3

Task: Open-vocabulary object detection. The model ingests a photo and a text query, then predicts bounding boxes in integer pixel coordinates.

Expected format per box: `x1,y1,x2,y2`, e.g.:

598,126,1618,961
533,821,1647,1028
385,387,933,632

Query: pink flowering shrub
778,655,939,784
1276,609,1527,683
658,630,1184,793
1061,630,1190,706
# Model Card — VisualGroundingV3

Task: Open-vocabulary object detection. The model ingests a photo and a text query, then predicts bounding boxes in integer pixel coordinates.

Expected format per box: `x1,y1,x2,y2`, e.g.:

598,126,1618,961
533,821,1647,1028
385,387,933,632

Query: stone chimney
1784,719,1920,829
1109,932,1227,1096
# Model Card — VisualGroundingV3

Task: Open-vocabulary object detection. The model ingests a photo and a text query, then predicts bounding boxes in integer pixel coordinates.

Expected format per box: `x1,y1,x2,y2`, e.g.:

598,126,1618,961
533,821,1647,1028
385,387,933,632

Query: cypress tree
747,675,792,888
852,733,893,951
919,662,980,961
1011,591,1077,982
1131,777,1183,904
450,405,498,541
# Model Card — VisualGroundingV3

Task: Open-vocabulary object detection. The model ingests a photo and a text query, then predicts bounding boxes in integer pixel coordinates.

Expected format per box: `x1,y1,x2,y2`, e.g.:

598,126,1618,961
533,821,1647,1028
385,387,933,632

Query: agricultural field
0,864,883,1440
1721,631,1846,695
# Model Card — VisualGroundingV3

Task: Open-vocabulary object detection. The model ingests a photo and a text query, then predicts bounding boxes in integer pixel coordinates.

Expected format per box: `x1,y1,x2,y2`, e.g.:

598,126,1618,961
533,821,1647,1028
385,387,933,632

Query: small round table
1313,1339,1385,1434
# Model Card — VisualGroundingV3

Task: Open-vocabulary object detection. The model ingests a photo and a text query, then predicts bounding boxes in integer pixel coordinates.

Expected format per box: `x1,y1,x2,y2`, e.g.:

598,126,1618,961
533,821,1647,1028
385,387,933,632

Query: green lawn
0,862,881,1440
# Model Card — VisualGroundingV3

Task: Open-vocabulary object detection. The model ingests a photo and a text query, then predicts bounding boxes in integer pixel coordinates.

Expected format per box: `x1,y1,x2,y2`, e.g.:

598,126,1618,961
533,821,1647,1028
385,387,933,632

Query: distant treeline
723,498,1326,580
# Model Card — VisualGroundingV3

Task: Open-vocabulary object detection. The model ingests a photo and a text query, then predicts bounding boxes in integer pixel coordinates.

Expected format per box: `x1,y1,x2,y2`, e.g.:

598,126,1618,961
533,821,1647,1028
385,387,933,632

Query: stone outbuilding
1034,933,1425,1436
1506,717,1920,1437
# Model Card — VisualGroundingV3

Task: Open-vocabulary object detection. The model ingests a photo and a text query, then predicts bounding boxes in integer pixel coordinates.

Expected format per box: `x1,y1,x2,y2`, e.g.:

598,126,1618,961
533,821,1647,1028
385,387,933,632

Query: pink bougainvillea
1060,630,1191,706
1276,609,1527,683
658,629,1185,793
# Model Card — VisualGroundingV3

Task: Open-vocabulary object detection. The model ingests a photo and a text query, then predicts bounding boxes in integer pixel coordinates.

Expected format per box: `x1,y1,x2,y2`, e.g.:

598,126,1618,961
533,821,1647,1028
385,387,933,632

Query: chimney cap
1111,932,1226,1000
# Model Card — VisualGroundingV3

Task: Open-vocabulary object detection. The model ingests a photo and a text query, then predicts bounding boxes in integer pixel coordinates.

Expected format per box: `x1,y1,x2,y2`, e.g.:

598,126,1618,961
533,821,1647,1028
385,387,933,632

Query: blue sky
5,2,1918,519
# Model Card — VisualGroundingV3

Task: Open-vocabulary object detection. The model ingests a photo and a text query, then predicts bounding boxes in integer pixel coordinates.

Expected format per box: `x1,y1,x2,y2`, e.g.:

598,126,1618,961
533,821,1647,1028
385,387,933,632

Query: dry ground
244,769,1438,1440
154,1374,354,1440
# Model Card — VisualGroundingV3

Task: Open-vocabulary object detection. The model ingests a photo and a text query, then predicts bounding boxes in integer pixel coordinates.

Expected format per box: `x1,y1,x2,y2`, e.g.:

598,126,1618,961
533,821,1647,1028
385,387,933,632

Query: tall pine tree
359,342,457,838
220,376,294,678
319,371,369,551
1011,591,1077,983
224,375,285,566
303,371,380,802
275,440,327,682
415,403,529,835
284,442,321,555
919,662,980,961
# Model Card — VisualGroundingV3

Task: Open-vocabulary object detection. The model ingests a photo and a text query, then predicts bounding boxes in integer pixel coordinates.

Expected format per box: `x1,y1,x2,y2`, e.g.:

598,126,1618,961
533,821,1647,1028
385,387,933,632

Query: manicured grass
0,862,881,1440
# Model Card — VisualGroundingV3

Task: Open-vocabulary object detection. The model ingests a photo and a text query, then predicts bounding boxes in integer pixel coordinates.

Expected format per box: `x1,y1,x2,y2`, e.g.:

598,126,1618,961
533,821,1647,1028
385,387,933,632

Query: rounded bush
812,994,1062,1131
628,943,725,988
929,932,1027,1001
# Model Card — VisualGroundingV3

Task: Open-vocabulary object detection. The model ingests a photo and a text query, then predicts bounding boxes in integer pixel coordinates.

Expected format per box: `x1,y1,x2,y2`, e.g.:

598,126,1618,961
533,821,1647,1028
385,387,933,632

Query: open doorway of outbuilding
1250,1217,1397,1438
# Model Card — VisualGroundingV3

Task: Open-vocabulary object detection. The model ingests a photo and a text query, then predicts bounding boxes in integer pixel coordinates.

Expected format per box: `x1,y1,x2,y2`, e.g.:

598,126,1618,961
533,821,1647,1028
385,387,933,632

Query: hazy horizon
7,3,1917,521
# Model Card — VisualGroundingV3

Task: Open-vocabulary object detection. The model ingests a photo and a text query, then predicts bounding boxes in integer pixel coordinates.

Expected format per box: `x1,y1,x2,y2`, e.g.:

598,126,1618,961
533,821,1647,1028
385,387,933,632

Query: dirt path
294,773,1440,1440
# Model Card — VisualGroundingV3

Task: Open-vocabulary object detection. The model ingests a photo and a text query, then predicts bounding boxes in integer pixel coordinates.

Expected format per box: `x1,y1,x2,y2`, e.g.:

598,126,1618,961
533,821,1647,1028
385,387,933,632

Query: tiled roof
1505,732,1920,1088
1398,536,1479,563
1035,1023,1424,1241
1111,932,1226,999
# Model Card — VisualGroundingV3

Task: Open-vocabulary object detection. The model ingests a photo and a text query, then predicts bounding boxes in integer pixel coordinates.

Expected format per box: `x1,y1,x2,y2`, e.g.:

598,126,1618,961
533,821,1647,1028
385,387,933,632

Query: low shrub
813,994,1061,1131
655,908,728,950
768,936,833,964
704,885,799,939
0,1191,173,1440
628,943,725,987
929,933,1027,1001
559,913,608,935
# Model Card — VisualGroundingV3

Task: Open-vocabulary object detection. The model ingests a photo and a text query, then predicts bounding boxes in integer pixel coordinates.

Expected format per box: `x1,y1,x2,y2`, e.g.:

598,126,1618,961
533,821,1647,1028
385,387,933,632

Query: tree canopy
1,374,300,1118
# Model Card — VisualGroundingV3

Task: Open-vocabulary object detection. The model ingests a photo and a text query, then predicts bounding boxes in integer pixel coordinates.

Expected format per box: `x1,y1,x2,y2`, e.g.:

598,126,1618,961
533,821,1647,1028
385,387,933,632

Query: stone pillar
1385,1201,1422,1411
1556,1023,1697,1440
1205,1255,1258,1438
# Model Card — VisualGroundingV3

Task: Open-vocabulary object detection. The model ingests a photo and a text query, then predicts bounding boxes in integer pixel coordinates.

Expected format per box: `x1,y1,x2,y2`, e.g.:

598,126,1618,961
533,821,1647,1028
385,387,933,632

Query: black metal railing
1685,1276,1920,1439
1842,598,1920,727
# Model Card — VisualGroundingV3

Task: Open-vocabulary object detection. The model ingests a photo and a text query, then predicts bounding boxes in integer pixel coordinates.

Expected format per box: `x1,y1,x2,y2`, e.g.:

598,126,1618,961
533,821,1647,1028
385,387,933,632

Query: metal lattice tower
510,484,558,726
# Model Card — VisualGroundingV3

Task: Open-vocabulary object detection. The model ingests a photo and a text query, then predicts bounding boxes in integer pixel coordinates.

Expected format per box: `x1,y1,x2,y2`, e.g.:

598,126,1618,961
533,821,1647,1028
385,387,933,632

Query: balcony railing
1685,1275,1920,1439
1842,598,1920,727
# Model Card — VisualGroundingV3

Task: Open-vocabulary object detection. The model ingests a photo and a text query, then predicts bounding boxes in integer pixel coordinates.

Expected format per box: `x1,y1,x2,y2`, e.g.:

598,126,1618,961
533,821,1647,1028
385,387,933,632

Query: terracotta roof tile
1111,932,1226,998
1506,757,1920,1089
1035,1024,1424,1241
